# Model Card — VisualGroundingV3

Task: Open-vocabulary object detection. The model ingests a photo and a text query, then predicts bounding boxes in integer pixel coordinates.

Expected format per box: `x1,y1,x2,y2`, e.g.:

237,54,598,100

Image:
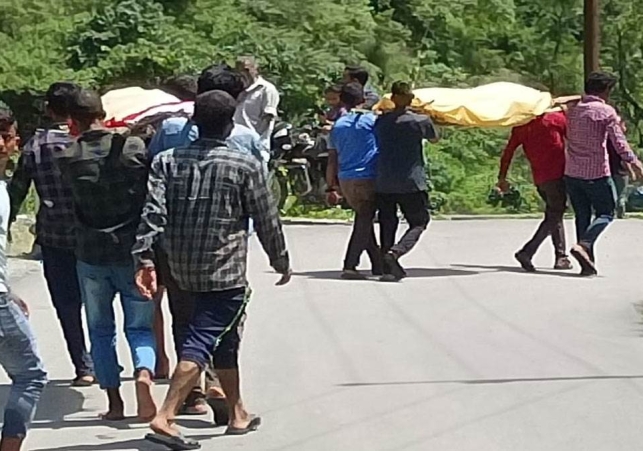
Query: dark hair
69,89,105,122
45,82,81,118
344,65,369,86
0,103,16,132
198,64,246,99
193,90,237,135
391,81,413,96
340,82,365,109
162,75,198,101
585,72,618,96
325,84,343,95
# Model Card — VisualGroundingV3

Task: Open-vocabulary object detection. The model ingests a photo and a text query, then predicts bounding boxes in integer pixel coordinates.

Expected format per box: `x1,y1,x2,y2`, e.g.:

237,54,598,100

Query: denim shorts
181,287,249,370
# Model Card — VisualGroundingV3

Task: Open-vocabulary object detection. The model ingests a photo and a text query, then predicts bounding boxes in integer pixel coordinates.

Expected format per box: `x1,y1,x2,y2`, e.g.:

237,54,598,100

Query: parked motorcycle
268,122,329,210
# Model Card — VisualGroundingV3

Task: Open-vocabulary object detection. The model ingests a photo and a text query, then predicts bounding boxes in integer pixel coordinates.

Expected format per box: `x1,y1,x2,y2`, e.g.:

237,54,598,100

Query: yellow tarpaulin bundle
374,82,559,128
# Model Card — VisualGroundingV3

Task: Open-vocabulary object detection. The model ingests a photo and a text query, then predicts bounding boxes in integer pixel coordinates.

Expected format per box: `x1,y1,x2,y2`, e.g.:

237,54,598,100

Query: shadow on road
452,264,582,279
0,380,84,424
30,434,214,451
295,267,479,281
338,374,643,387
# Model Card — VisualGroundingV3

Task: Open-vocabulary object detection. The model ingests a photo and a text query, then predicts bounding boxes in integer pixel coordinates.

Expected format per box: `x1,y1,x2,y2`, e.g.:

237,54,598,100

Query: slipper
225,416,262,436
145,432,201,450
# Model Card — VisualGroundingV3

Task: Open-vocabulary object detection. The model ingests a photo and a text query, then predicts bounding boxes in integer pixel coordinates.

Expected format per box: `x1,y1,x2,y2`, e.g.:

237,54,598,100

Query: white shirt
0,180,10,293
234,76,280,149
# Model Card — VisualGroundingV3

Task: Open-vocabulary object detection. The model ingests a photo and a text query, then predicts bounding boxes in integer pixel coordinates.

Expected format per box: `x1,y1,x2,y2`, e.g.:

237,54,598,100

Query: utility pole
584,0,600,79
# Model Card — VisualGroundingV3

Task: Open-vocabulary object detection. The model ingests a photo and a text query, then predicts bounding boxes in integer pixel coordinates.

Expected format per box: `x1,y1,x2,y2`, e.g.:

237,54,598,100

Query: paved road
4,220,643,451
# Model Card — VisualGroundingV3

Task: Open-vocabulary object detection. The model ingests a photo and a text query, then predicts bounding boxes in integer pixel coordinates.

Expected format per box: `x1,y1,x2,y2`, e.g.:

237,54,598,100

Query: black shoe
383,253,406,281
515,251,536,273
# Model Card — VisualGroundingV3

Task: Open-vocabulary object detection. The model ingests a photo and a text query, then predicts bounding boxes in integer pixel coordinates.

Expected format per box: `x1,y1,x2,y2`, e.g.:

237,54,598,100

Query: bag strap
106,133,127,169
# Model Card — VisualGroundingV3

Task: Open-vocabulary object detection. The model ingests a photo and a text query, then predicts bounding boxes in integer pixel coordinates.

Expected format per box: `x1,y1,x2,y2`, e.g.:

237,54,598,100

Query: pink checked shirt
565,95,638,180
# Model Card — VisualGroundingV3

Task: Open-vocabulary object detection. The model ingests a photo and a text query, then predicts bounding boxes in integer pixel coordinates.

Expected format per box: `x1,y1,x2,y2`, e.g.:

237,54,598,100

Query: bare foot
136,371,157,422
229,412,258,430
206,387,226,399
150,416,181,438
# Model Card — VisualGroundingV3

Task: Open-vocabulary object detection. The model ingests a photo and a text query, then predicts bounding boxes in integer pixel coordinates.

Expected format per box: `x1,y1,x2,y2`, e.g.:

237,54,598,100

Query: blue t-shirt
148,117,268,164
330,111,379,180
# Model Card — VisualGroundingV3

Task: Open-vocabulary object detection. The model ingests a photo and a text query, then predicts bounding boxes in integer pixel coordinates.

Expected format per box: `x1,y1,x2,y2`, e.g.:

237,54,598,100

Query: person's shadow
295,267,479,281
0,379,85,427
452,263,583,279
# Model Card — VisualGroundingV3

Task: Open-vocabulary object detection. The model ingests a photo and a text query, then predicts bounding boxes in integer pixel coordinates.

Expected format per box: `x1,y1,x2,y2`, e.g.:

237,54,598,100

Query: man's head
236,56,259,84
69,89,106,133
0,104,19,162
324,84,343,108
45,82,81,121
340,82,365,110
198,64,247,99
391,81,414,109
343,65,369,87
585,72,618,101
162,75,198,102
193,90,237,139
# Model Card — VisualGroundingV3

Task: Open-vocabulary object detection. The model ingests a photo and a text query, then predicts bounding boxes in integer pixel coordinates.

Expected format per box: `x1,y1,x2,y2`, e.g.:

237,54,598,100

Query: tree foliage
0,0,641,213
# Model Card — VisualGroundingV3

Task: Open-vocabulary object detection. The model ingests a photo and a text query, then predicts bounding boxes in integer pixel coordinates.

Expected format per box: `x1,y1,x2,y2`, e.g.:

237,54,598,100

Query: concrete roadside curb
282,213,643,225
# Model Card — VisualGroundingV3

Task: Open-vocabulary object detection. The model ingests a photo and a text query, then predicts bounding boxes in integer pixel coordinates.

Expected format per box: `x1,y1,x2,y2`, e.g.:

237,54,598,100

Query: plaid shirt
132,139,290,292
56,129,149,265
9,124,77,250
566,95,639,180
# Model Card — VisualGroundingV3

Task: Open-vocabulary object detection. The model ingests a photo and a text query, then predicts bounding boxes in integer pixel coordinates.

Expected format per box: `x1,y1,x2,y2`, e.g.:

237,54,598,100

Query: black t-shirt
374,110,437,194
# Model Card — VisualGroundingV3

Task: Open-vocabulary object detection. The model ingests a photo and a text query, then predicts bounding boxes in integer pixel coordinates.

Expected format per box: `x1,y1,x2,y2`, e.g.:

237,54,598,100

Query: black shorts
180,287,249,370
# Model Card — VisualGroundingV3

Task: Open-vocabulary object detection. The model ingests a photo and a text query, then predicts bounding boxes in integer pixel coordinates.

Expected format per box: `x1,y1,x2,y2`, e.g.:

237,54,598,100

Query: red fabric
500,111,567,186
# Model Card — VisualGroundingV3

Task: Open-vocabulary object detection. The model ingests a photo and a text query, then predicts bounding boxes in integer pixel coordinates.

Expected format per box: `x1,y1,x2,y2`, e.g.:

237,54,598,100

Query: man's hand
135,267,158,300
631,161,643,181
276,269,293,286
8,292,29,318
497,178,510,194
326,189,342,206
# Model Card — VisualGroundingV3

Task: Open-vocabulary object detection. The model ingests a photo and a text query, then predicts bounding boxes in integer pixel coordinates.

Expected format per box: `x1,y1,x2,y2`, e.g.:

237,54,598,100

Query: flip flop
145,432,201,450
225,416,262,436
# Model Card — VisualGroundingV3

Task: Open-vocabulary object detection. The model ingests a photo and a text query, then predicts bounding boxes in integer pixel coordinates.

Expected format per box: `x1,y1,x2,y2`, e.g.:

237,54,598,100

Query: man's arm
607,115,638,163
243,163,291,282
132,154,168,297
8,150,33,226
421,117,439,144
498,128,522,188
260,85,280,144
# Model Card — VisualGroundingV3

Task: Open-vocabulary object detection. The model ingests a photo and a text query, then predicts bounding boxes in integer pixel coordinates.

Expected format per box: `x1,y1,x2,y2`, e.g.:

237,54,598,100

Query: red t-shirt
499,111,567,186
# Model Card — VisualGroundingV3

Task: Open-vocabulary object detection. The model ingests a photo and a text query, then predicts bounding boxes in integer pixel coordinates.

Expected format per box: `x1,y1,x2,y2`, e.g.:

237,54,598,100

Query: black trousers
377,192,431,258
520,179,568,259
41,246,94,378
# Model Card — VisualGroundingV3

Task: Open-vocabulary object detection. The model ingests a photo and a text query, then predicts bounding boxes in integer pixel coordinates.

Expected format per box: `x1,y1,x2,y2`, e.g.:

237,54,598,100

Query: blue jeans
565,176,616,255
77,261,156,390
0,295,47,439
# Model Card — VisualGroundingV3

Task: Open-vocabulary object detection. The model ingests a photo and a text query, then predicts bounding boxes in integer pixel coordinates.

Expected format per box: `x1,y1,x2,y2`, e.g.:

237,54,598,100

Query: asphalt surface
4,220,643,451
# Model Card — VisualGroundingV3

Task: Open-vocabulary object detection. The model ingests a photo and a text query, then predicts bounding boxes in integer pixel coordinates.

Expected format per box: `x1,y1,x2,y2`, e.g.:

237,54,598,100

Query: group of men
499,71,643,276
326,80,439,282
0,56,290,451
0,61,640,451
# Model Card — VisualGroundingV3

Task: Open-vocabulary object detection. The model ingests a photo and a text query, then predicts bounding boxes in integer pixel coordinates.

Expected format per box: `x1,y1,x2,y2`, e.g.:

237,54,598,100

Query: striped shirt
132,139,290,292
566,95,639,180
